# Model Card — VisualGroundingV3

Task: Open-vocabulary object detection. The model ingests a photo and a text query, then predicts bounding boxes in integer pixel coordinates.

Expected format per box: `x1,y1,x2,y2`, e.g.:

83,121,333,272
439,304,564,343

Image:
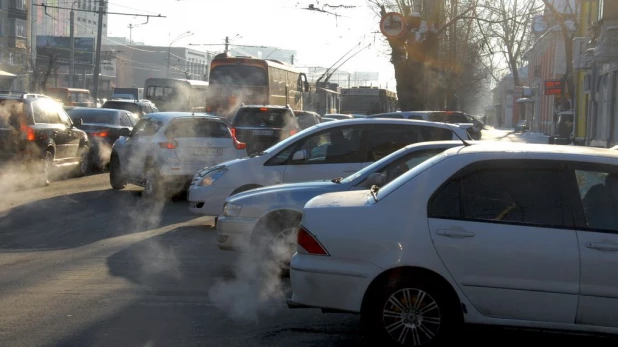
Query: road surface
0,171,614,346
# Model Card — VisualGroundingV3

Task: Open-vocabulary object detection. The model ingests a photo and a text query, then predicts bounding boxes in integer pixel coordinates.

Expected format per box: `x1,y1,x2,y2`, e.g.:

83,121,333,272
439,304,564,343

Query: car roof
443,143,618,163
239,104,290,109
145,112,225,123
308,118,459,129
68,107,123,113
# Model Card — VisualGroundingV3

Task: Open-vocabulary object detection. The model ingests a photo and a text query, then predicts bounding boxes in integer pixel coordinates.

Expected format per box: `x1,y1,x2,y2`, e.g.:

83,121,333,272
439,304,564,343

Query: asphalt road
0,170,616,346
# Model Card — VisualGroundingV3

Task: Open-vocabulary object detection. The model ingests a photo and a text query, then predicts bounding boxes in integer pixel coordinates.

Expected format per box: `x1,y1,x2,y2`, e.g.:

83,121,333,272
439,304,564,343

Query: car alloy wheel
381,288,441,346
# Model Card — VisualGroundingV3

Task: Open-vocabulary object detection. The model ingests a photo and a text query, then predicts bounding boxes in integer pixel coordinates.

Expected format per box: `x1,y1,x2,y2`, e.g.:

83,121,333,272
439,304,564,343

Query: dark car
0,92,90,186
428,111,483,140
294,110,321,130
101,99,158,118
230,105,301,155
67,107,140,169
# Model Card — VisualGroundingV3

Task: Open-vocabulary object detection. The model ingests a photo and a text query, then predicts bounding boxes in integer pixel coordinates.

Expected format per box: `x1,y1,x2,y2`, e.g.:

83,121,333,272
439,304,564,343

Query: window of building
14,0,25,10
13,19,25,38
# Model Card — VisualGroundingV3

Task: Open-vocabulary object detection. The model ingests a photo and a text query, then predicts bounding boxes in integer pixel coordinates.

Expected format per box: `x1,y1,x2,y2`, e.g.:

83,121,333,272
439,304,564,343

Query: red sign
544,79,563,95
380,12,406,39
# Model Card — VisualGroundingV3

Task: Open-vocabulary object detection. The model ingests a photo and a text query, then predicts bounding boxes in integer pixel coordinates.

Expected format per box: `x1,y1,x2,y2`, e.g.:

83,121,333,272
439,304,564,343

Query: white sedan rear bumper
288,253,383,313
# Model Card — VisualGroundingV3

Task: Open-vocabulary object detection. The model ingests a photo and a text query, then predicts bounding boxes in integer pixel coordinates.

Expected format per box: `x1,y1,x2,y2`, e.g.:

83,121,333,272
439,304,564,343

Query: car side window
574,168,618,231
429,163,569,228
119,113,132,127
56,107,72,127
365,125,415,161
31,101,47,123
132,119,160,137
293,125,363,164
372,149,446,185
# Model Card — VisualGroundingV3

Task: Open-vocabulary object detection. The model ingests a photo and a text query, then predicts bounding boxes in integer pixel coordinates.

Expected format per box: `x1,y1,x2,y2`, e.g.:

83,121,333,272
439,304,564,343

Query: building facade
0,0,30,89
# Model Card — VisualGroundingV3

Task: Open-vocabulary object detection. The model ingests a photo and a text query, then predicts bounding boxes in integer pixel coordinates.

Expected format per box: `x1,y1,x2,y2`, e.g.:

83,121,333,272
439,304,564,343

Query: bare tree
541,0,576,106
372,0,479,110
475,0,541,87
27,48,57,93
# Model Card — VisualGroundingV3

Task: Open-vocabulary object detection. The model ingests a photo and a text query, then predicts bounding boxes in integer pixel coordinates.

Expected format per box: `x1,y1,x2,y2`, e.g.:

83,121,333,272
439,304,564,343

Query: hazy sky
106,0,397,89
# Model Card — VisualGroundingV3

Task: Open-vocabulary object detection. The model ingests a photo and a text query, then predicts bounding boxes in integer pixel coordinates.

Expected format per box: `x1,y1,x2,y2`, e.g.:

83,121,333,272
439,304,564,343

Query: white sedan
289,143,618,346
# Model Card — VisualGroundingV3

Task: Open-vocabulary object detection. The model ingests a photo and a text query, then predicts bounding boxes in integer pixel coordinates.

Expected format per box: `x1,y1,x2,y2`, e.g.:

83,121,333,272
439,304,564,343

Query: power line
34,3,166,18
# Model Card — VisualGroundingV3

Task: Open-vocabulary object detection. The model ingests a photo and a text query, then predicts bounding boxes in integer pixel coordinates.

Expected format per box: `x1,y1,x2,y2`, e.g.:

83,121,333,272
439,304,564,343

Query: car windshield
68,110,119,125
103,101,140,113
233,108,295,128
165,118,231,138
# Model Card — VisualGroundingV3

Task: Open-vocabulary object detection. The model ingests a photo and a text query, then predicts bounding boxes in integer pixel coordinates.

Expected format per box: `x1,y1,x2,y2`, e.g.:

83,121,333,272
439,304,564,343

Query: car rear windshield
103,101,140,114
232,108,296,128
68,110,119,125
165,118,231,138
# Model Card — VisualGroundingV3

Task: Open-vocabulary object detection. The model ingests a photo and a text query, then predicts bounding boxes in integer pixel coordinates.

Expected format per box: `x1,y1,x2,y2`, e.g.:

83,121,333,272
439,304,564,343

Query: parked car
187,118,471,217
217,141,469,262
102,99,159,118
289,143,618,346
0,93,90,185
67,107,140,169
294,110,322,130
324,113,353,120
368,110,483,140
321,117,336,122
230,105,301,155
109,112,246,198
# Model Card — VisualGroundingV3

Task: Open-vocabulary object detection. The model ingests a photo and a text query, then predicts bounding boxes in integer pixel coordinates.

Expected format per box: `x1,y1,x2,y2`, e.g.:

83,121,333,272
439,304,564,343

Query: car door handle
436,229,475,238
586,242,618,251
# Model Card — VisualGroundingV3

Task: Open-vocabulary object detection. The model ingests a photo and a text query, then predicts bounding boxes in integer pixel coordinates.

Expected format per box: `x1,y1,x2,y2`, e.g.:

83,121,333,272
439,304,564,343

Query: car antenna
445,123,471,146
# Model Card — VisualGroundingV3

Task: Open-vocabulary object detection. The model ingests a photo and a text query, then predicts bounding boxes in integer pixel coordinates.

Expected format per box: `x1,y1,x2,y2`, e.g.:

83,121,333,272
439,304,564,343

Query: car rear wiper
249,151,267,158
370,185,380,202
331,177,343,183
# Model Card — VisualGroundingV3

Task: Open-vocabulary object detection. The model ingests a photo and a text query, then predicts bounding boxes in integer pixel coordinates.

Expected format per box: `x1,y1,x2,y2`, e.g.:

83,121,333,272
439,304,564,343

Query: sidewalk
482,126,551,144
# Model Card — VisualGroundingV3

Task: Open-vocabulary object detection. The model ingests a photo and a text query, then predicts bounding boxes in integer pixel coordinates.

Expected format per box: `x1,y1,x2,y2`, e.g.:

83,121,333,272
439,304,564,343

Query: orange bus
206,53,309,118
46,88,94,107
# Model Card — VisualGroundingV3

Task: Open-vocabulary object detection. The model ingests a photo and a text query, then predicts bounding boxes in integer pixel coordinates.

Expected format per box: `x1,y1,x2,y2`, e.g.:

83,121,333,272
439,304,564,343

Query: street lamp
167,31,193,78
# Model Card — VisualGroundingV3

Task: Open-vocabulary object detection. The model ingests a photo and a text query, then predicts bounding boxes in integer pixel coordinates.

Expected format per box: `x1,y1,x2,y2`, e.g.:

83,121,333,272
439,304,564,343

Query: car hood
305,189,375,209
229,180,341,201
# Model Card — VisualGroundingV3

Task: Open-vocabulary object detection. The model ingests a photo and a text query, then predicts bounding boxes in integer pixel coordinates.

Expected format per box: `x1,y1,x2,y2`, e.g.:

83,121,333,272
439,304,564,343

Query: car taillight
234,137,246,150
297,225,329,256
290,129,297,136
158,140,178,149
92,130,109,137
20,125,35,141
230,127,236,138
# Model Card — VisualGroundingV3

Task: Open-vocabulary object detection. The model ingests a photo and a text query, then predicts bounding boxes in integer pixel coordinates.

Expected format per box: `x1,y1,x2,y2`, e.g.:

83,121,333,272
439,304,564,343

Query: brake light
158,140,178,149
92,130,109,137
297,225,329,255
20,125,35,141
259,107,268,111
234,137,246,150
290,129,297,136
230,127,236,138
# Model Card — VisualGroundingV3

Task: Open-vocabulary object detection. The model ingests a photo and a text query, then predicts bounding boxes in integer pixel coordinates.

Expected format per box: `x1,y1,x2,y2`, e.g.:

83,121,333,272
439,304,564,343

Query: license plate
193,147,223,156
252,130,273,136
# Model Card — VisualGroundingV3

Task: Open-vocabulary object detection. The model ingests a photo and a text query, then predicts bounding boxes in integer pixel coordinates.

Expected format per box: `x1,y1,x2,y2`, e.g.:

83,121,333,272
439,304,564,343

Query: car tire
40,150,54,187
109,154,126,190
252,214,300,278
75,145,90,177
362,277,460,347
143,165,164,199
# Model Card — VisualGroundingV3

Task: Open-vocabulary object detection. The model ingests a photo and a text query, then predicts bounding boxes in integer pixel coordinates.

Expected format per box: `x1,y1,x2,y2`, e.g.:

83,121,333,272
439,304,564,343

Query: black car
230,105,301,155
294,110,322,130
0,92,90,186
67,107,140,169
101,99,158,118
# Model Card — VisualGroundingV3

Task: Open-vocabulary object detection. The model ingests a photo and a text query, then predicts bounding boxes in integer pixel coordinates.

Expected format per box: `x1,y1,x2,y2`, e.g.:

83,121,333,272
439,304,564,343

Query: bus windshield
341,95,382,115
209,65,267,85
146,86,174,100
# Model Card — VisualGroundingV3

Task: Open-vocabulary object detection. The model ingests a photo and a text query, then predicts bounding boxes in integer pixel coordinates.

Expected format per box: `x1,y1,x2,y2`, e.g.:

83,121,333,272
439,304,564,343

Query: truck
111,87,144,101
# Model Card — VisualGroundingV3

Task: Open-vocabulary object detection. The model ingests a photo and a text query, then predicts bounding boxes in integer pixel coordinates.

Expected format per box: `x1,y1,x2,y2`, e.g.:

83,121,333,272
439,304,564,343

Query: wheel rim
382,288,441,346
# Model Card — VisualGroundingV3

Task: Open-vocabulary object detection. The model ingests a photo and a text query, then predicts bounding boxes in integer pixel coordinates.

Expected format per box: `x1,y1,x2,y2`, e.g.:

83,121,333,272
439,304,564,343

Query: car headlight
223,202,242,217
198,167,227,186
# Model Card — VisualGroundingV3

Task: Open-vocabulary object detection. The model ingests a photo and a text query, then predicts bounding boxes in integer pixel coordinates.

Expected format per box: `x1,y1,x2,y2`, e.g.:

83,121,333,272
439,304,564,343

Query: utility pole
224,36,229,53
69,8,75,88
290,54,294,65
92,0,105,100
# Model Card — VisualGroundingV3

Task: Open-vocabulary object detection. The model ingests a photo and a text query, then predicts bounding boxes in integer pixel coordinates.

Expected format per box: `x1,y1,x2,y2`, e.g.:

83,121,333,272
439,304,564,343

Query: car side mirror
292,149,306,161
364,172,386,187
73,118,82,127
119,128,131,137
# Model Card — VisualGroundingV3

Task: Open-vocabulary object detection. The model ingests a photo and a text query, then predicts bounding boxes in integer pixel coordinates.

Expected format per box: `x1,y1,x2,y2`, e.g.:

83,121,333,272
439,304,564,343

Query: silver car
216,140,471,254
109,112,247,198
